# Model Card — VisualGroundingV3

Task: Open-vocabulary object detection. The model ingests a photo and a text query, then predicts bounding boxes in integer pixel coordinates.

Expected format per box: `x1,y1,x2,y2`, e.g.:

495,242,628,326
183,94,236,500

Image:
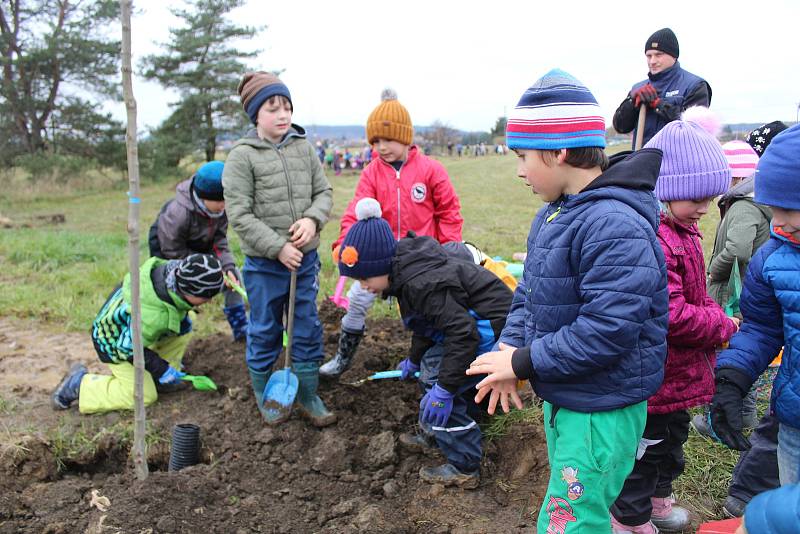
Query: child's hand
475,379,523,415
729,316,741,331
289,218,317,248
224,270,239,289
278,242,303,271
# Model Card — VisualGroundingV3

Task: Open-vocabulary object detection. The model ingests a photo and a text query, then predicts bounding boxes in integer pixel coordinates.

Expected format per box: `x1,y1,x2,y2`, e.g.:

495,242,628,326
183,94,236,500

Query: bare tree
119,0,147,481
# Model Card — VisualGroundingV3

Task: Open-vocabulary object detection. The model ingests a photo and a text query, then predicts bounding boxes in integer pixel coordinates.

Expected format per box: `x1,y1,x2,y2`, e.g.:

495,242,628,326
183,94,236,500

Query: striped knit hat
645,119,731,201
237,71,292,125
506,69,606,150
722,141,759,178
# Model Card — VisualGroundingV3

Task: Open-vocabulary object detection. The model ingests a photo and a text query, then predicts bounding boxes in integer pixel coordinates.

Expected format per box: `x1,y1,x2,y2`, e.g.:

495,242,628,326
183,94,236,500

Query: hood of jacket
387,235,448,294
565,147,663,233
718,176,773,220
174,178,198,212
232,124,306,150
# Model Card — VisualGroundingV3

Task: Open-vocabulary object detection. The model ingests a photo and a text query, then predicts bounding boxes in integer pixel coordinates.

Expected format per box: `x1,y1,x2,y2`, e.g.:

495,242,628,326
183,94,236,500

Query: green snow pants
537,400,647,533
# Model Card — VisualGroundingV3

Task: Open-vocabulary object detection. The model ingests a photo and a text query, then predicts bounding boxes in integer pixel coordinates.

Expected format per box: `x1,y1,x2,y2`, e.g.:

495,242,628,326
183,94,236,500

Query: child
711,124,800,487
148,160,247,342
338,198,512,488
51,254,224,413
608,117,740,533
736,483,800,534
467,69,669,533
320,88,463,378
715,121,788,519
691,140,766,439
222,71,335,427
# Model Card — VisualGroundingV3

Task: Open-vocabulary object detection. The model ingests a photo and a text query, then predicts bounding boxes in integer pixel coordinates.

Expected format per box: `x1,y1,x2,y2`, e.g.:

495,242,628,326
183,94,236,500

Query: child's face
256,97,292,143
358,275,390,294
771,207,800,240
202,199,225,214
667,197,713,226
372,138,408,164
515,149,567,203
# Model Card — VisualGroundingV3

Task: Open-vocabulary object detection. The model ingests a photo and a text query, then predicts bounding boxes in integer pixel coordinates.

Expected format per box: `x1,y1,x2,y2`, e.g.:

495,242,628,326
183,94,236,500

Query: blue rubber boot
419,463,480,489
248,367,283,424
293,362,337,428
223,304,248,342
52,363,88,410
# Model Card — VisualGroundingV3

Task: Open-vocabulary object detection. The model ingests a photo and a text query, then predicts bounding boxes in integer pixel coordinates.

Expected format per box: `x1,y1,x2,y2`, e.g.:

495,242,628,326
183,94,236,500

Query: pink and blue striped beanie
506,69,606,150
722,140,759,178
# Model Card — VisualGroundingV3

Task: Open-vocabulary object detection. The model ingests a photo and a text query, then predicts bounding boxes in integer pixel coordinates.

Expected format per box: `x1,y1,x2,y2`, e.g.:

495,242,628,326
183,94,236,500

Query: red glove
631,84,660,109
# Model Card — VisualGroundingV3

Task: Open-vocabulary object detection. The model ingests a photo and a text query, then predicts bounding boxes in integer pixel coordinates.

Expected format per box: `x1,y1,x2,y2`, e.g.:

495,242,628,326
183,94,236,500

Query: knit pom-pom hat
338,198,397,279
365,89,413,145
645,106,731,201
722,141,759,179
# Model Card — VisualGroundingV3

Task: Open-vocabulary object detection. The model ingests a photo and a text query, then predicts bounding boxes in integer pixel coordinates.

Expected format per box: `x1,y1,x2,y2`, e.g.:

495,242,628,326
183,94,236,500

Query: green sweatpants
78,333,191,414
537,401,647,533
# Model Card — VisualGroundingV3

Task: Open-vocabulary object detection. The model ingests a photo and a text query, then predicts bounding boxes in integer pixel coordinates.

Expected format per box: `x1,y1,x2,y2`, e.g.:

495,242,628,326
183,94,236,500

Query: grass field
0,150,744,520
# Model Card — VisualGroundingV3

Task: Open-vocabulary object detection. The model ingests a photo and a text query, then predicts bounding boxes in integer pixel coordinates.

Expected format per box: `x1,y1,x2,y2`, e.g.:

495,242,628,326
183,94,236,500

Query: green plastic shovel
224,272,249,305
181,374,218,391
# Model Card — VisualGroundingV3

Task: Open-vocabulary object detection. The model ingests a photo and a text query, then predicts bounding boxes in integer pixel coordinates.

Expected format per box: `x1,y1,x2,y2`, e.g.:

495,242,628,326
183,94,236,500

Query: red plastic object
696,518,742,534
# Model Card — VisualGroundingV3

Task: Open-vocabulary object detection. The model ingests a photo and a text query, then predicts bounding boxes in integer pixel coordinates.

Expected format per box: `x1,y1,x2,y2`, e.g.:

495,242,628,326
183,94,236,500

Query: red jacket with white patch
333,146,463,249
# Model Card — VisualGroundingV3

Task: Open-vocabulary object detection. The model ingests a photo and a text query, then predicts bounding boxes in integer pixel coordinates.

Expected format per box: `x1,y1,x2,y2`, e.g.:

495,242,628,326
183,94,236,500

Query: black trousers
728,413,780,503
611,410,690,526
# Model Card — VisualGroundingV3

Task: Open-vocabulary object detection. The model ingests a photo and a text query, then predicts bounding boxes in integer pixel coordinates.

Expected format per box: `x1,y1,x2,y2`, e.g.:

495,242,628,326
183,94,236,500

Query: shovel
345,369,420,386
181,374,218,391
224,272,249,305
262,270,299,424
328,275,350,310
634,105,647,151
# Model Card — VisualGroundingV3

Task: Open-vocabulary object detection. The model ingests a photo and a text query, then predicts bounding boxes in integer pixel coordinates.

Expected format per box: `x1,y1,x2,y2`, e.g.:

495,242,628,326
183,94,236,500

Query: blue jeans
242,251,323,373
777,423,800,485
418,343,483,473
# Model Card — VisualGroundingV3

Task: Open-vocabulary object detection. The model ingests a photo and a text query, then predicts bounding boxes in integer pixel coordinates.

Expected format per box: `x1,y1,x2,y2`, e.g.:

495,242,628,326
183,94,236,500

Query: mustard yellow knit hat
366,89,413,145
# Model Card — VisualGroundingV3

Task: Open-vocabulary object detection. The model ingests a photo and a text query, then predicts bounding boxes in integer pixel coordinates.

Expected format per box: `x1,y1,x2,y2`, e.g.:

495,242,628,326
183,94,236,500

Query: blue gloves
159,366,186,385
420,384,454,427
397,358,420,381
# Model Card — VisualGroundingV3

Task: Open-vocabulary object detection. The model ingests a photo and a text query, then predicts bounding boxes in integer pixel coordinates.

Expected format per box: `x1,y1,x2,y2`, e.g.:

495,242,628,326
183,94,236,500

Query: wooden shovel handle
284,271,297,370
634,105,647,151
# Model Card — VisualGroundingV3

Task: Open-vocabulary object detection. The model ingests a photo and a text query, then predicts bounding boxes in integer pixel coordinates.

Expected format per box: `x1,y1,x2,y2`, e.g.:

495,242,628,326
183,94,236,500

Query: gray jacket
151,178,236,271
222,126,333,259
707,177,772,311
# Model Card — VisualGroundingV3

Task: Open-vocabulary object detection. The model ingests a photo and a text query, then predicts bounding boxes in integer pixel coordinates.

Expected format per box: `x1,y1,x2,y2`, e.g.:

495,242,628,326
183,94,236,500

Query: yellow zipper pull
546,205,562,223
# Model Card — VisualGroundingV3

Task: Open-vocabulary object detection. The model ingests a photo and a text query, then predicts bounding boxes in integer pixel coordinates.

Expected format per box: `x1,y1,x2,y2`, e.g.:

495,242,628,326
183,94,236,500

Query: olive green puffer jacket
222,125,333,259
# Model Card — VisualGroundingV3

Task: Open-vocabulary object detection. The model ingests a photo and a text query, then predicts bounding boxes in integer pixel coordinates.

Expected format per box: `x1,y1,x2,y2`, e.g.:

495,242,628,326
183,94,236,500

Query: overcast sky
113,0,800,133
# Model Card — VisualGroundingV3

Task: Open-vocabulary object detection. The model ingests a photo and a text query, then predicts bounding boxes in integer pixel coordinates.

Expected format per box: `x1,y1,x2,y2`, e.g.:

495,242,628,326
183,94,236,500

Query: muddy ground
0,302,548,533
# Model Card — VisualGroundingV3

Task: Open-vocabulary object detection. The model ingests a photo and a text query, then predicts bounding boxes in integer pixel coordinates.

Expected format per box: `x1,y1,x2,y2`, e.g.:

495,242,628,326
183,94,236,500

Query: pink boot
611,514,659,534
650,496,690,532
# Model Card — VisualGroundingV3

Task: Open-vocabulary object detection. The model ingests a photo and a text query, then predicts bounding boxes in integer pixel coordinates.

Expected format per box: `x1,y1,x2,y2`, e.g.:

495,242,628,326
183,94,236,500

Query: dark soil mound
0,301,548,533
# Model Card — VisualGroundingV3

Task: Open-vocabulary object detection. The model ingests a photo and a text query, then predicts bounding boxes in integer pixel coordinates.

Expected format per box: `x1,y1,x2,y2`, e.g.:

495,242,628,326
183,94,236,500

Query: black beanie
746,121,789,157
645,28,679,59
175,254,224,299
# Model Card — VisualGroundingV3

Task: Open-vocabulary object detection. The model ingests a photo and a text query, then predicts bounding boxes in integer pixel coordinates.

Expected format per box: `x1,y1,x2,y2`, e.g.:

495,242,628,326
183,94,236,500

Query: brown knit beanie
237,71,292,125
366,89,413,145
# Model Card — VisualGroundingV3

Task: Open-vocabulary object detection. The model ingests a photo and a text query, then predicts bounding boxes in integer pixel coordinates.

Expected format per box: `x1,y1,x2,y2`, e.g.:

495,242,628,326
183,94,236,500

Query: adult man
613,28,711,147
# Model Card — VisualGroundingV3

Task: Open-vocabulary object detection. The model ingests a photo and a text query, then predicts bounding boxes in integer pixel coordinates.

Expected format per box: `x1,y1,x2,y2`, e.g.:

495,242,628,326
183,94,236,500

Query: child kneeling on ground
337,198,512,488
52,254,224,414
148,160,248,342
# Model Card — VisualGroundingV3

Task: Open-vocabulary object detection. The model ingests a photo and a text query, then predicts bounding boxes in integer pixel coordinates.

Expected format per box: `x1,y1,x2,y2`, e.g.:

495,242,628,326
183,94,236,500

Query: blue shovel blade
262,368,298,420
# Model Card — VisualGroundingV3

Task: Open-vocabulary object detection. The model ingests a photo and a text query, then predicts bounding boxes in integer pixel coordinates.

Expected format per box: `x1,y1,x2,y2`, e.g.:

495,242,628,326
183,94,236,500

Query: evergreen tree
141,0,261,162
0,0,121,160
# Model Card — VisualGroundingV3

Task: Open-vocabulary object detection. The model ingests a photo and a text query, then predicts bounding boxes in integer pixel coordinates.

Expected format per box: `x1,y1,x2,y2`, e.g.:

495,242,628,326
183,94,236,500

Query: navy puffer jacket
504,149,669,412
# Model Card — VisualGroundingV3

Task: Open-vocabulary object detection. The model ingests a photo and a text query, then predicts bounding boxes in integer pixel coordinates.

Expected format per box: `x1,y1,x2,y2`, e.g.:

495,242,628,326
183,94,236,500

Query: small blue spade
262,271,298,424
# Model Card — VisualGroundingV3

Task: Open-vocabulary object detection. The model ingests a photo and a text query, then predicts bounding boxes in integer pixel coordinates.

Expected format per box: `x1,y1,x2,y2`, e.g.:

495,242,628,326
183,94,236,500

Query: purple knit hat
645,120,731,201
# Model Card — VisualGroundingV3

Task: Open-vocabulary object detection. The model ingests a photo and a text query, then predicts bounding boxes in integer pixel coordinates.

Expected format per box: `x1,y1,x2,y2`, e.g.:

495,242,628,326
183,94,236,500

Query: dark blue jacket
505,149,669,412
744,483,800,534
613,62,711,147
717,232,800,428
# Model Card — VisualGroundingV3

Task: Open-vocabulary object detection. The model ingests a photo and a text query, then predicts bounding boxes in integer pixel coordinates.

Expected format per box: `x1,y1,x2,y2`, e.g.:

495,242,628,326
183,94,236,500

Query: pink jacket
333,146,463,249
648,213,737,414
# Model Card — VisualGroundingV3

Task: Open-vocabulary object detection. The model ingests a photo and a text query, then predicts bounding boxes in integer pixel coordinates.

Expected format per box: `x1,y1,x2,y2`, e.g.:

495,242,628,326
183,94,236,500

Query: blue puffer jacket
717,232,800,428
744,483,800,534
505,149,669,412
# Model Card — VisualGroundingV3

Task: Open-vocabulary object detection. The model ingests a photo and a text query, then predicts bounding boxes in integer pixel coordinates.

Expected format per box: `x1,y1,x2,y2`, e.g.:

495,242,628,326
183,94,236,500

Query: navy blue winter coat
505,149,669,412
717,232,800,429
